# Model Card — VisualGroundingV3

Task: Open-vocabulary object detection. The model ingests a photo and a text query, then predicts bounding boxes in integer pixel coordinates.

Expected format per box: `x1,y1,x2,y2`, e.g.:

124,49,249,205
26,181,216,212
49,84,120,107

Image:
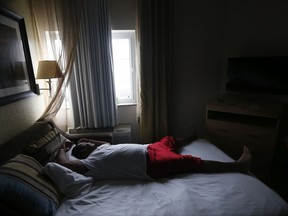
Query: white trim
112,30,136,104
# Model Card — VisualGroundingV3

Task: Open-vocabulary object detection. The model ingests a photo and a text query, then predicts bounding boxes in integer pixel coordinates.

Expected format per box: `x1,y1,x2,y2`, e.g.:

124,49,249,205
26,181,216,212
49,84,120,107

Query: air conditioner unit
113,124,131,144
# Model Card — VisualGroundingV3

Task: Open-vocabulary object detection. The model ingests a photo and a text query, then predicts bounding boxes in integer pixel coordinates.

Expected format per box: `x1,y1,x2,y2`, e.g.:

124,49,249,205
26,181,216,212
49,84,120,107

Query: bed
0,120,287,216
48,139,288,216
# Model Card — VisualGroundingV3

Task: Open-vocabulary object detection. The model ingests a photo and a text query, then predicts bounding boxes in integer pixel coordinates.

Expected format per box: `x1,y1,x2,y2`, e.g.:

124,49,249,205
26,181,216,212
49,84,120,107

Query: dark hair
71,145,85,159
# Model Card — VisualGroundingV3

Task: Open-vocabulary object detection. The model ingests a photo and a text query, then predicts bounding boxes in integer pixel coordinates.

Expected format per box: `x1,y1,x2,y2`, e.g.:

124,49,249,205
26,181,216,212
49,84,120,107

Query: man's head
72,142,97,159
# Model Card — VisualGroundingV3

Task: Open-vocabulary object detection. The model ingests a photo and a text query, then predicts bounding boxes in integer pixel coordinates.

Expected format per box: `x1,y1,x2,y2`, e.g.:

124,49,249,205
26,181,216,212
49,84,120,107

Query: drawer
245,142,274,155
250,155,273,179
206,120,276,146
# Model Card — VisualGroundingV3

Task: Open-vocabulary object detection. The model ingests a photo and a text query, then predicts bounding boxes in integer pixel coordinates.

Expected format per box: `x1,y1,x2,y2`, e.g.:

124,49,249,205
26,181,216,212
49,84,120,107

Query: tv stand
205,101,282,182
217,98,265,110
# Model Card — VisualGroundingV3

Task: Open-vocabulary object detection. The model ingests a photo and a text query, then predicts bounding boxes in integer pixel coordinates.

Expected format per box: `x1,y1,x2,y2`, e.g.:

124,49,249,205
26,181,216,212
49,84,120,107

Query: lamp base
38,78,52,97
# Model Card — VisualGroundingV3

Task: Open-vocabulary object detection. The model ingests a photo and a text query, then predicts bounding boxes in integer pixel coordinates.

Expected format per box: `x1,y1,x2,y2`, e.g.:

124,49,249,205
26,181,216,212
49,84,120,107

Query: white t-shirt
81,144,151,180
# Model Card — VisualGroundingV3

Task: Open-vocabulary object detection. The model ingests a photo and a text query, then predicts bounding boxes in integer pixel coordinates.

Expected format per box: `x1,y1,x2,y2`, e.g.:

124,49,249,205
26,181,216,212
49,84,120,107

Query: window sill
117,103,137,107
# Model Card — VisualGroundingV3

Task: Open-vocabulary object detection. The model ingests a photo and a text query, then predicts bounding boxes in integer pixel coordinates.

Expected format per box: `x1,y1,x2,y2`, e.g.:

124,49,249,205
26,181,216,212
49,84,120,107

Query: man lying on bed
57,134,251,180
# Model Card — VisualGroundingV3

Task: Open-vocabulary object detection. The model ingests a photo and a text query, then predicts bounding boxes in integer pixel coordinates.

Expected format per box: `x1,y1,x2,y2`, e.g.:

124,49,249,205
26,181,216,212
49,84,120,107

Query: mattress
53,138,288,216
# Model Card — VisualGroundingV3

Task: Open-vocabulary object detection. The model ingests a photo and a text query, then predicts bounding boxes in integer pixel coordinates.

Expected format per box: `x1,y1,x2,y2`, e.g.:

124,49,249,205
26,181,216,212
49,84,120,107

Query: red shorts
146,136,203,178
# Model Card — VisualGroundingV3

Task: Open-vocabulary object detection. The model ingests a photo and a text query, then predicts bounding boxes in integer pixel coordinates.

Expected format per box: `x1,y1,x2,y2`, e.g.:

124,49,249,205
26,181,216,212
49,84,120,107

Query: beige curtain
137,0,173,143
29,0,84,130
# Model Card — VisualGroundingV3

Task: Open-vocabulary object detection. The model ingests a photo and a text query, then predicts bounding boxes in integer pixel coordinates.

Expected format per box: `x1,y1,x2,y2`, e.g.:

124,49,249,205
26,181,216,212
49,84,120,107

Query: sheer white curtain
70,0,117,129
30,0,84,131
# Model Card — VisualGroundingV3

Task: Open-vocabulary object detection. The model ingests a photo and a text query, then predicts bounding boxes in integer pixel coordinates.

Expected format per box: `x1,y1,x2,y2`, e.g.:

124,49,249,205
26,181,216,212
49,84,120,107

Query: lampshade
36,60,62,79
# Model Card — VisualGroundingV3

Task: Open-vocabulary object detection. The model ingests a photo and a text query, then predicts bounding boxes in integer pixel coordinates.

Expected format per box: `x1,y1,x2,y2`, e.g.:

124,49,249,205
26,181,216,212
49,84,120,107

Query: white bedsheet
55,139,288,216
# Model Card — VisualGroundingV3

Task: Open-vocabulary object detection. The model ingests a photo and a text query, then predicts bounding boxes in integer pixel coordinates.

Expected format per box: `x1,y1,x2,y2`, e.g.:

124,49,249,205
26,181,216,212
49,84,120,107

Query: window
112,30,136,104
45,31,64,68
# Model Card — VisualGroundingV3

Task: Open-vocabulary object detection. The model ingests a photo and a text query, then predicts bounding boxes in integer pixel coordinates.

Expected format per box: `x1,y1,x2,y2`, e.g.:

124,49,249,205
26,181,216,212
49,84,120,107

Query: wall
221,0,288,135
170,0,288,138
110,0,227,139
221,0,288,101
170,0,227,137
109,0,136,30
1,0,139,144
2,0,287,144
109,0,228,139
0,0,45,144
223,0,288,59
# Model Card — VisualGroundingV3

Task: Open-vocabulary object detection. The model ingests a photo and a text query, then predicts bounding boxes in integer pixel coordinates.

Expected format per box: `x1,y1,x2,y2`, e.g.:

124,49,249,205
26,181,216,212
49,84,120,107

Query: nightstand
205,101,282,182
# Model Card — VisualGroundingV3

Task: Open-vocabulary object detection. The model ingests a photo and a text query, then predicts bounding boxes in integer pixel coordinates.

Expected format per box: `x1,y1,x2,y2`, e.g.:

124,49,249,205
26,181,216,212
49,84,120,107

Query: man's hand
56,146,88,174
77,138,89,143
62,141,74,152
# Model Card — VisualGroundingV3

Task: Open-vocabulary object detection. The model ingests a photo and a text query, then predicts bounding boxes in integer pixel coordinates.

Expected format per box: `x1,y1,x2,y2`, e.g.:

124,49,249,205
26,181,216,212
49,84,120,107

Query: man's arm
57,148,88,174
77,138,109,146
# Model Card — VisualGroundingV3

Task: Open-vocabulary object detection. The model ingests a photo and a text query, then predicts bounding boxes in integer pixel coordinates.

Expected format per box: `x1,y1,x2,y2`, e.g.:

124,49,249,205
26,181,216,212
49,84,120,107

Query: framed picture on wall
0,7,37,106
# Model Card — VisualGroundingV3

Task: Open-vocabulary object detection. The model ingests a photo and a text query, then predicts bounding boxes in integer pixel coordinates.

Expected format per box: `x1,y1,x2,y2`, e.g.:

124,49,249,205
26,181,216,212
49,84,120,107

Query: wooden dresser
205,101,282,182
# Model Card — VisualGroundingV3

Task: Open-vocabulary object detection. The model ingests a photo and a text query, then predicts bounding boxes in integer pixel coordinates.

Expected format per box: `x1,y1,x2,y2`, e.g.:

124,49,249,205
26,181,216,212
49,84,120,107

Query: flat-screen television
226,56,288,95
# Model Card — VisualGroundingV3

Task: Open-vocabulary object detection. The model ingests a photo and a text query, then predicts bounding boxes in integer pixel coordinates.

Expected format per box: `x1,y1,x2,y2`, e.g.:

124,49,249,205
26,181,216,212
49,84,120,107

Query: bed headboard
0,121,53,165
0,119,113,165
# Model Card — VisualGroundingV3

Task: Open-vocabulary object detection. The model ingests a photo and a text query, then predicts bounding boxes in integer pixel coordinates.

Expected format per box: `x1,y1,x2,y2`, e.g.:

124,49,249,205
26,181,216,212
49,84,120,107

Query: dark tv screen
226,56,288,95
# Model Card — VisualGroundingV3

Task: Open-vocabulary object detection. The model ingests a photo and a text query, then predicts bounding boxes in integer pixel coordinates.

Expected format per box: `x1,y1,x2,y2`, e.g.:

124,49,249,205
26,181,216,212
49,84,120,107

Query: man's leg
174,128,197,149
147,146,203,178
149,129,197,152
147,135,203,178
147,145,252,178
202,146,251,174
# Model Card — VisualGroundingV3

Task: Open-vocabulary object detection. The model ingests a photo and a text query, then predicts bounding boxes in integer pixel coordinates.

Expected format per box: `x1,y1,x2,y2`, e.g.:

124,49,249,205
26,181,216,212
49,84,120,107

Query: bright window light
112,30,136,104
45,31,62,61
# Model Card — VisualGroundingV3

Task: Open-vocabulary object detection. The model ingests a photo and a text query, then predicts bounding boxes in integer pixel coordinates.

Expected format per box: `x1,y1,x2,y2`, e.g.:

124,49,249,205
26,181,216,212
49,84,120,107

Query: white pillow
43,162,94,198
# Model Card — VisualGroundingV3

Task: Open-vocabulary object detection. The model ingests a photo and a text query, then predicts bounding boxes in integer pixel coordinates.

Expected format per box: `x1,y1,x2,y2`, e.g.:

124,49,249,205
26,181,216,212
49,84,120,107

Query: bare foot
237,146,252,173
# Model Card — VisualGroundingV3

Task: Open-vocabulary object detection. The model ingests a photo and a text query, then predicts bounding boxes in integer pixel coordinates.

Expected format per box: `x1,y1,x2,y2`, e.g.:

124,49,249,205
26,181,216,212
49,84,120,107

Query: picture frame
0,7,37,106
